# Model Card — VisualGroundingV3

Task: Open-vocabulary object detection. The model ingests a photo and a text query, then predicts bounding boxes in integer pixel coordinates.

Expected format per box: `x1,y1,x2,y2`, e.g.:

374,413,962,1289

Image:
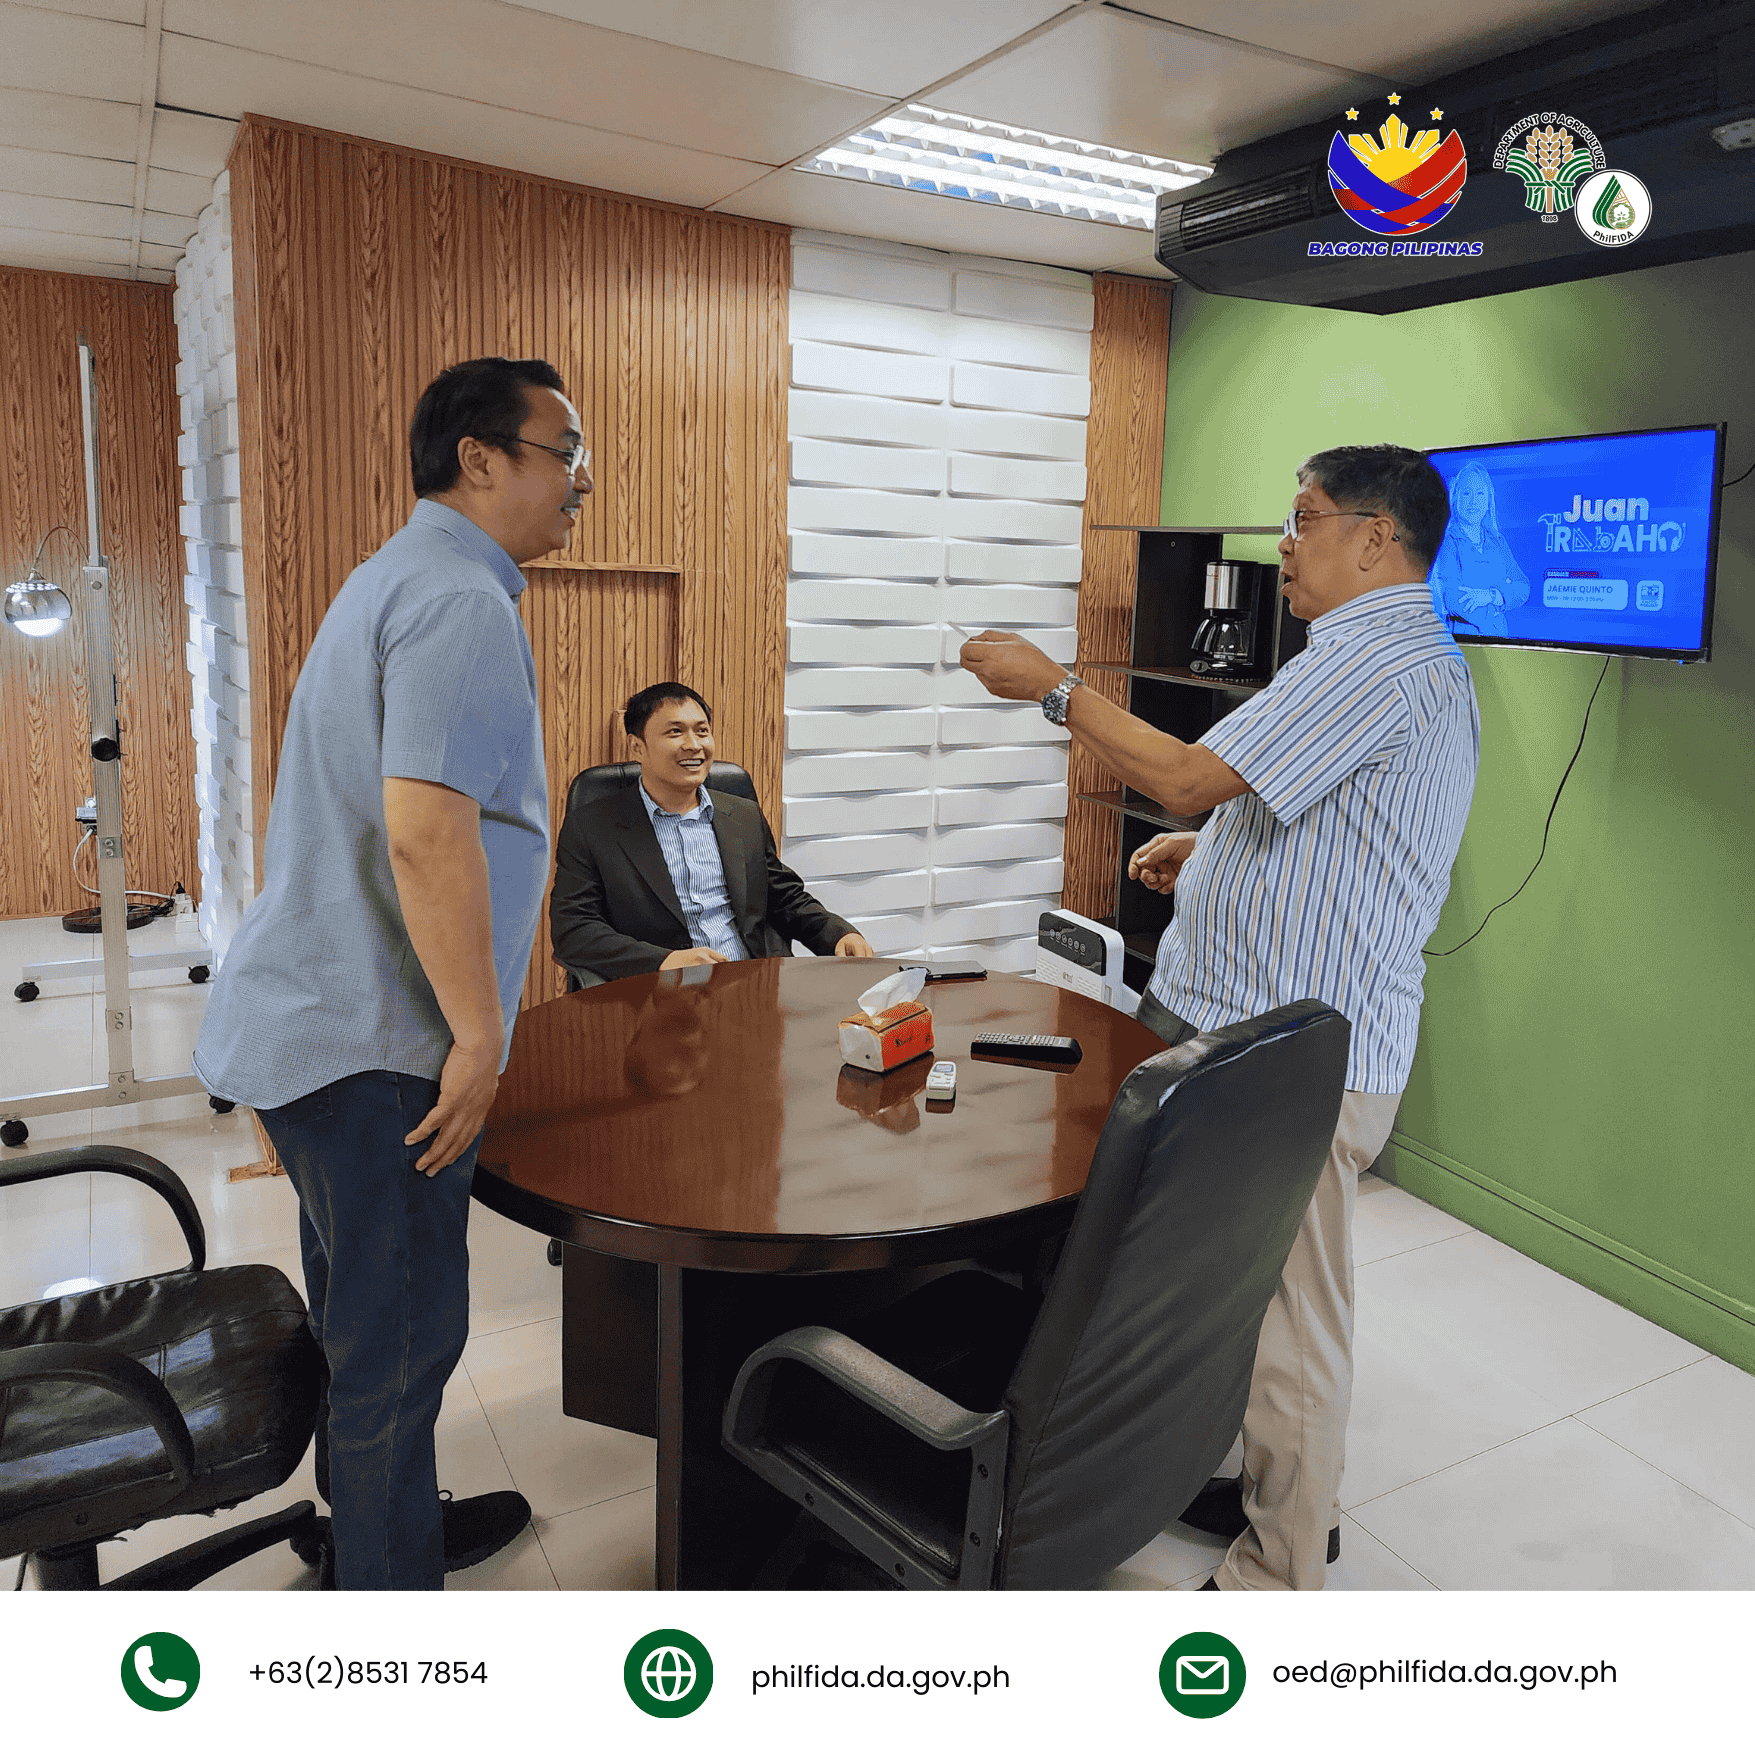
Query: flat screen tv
1424,425,1723,662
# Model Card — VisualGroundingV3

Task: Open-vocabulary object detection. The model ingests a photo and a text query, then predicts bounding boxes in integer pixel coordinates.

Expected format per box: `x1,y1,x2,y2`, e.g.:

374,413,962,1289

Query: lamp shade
3,570,73,638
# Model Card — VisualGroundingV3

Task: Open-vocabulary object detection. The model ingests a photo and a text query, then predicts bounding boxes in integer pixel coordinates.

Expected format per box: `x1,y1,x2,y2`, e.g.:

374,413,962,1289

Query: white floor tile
1351,1418,1755,1589
1345,1286,1564,1507
537,1489,656,1590
462,1318,657,1520
1328,1514,1437,1591
1352,1171,1475,1266
1357,1229,1707,1415
0,1166,93,1305
467,1201,564,1338
1103,1524,1224,1590
1577,1356,1755,1531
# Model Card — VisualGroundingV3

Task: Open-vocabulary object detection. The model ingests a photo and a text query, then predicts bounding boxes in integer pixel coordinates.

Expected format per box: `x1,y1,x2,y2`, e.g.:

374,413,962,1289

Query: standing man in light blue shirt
960,445,1478,1593
195,357,592,1589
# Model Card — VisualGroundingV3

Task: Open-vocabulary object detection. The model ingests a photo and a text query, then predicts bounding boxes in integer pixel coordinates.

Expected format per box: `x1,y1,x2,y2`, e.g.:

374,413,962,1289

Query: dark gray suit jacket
549,786,855,984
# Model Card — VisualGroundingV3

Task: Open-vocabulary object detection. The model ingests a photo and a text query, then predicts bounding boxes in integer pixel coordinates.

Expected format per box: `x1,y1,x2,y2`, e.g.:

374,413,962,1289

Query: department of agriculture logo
624,1629,713,1718
120,1633,201,1712
1160,1630,1246,1719
1575,169,1652,245
1494,111,1605,221
1328,97,1467,235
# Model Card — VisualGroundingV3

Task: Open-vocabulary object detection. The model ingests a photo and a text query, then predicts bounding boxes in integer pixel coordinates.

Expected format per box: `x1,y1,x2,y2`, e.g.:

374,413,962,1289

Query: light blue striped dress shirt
1149,582,1480,1093
638,784,747,961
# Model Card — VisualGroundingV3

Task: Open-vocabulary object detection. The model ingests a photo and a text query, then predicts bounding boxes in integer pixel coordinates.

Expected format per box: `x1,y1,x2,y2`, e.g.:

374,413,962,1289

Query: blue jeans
256,1070,476,1591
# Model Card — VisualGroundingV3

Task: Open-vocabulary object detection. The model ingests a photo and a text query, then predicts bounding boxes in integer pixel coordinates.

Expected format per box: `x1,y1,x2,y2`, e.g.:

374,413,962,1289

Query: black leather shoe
1176,1474,1341,1563
440,1490,532,1573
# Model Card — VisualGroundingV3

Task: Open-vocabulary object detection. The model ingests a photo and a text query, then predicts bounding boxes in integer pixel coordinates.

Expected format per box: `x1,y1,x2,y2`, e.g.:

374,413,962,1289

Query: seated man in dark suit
550,682,875,982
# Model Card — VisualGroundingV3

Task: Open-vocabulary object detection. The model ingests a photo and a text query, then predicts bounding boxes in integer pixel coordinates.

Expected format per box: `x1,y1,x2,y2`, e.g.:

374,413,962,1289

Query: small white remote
925,1060,957,1100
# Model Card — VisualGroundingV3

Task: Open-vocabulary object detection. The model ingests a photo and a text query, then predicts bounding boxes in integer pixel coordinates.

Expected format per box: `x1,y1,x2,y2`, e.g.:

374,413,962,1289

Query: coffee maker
1190,562,1255,676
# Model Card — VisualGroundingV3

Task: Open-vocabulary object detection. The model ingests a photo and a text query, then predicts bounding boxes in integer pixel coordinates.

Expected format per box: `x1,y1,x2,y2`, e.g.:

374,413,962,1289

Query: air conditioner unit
1155,0,1755,313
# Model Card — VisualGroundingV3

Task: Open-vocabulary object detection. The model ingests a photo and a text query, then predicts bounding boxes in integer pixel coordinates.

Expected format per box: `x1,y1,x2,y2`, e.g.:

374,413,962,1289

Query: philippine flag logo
1328,101,1466,236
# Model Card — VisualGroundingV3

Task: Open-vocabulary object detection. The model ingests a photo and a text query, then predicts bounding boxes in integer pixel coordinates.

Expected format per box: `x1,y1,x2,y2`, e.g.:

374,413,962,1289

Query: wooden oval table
473,957,1167,1588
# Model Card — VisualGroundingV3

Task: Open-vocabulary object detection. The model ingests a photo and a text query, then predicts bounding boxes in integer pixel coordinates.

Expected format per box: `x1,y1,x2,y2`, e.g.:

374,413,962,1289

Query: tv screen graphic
1424,426,1723,661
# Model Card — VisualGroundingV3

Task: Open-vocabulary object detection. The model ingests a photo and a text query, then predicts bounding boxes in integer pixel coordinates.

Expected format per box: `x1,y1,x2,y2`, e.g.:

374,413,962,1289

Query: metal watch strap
1042,673,1081,725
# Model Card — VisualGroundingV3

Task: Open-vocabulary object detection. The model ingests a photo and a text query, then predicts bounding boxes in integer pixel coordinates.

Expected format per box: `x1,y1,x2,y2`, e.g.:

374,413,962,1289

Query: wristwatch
1041,673,1082,726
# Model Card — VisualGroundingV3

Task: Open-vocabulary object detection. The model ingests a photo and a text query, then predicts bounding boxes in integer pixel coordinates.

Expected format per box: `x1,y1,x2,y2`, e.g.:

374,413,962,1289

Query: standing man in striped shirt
960,444,1478,1591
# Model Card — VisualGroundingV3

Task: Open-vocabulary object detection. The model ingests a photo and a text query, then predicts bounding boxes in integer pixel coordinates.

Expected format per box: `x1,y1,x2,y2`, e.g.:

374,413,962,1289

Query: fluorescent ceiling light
798,103,1211,230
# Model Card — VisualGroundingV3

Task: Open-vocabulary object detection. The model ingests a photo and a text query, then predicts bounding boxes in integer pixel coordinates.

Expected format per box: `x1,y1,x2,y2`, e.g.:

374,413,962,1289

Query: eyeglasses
1283,507,1401,543
488,434,591,475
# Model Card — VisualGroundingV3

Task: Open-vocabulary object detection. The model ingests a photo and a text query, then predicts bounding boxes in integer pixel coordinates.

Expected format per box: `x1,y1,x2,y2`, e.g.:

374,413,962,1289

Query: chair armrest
0,1342,199,1487
0,1146,205,1272
724,1325,1007,1455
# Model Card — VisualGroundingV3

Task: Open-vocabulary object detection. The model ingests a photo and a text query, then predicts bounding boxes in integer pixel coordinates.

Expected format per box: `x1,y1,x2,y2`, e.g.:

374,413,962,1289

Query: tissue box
838,1000,935,1073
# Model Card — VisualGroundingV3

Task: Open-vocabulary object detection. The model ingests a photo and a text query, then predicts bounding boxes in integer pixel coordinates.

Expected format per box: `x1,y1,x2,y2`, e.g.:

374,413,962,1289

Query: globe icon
641,1646,697,1703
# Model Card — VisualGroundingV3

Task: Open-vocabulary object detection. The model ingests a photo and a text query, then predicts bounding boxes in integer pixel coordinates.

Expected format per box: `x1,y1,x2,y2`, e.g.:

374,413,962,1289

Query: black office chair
721,1000,1349,1590
0,1146,326,1589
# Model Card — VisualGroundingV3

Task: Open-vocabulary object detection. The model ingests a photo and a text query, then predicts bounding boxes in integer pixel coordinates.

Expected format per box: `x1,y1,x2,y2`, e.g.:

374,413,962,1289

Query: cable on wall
1424,653,1613,957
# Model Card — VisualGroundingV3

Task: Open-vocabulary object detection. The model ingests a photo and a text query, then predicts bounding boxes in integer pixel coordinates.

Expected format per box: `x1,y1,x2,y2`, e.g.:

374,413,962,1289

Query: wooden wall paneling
1063,274,1174,923
227,115,790,1007
0,267,195,920
518,565,680,1007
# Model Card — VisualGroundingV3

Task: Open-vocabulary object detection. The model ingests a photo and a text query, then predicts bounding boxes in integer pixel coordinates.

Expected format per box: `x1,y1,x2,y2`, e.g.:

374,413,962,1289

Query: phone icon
136,1647,187,1699
120,1633,201,1711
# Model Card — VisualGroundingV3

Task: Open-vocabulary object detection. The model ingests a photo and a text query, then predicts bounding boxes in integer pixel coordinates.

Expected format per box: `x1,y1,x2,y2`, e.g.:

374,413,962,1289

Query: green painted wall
1160,255,1755,1370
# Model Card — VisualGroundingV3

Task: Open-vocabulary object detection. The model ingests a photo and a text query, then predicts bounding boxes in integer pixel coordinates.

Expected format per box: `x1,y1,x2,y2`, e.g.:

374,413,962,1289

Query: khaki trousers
1134,991,1400,1591
1216,1087,1403,1591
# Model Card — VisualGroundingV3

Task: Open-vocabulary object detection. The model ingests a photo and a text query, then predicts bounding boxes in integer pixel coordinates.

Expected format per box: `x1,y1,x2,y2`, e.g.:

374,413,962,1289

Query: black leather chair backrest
995,1000,1350,1589
565,760,756,820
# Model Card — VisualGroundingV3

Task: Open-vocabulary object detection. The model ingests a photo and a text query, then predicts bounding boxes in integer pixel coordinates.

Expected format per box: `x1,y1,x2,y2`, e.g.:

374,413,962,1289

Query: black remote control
970,1033,1083,1068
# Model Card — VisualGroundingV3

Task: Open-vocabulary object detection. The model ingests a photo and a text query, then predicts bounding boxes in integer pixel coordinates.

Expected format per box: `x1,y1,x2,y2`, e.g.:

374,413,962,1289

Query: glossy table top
473,959,1168,1271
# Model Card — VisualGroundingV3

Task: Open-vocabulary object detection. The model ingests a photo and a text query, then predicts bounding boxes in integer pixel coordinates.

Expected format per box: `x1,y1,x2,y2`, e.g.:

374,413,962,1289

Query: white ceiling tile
1113,0,1659,84
0,143,134,203
161,0,885,165
0,223,133,264
494,0,1070,99
0,189,134,240
143,162,214,214
0,2,146,104
18,0,146,22
156,39,775,208
931,8,1381,162
138,240,186,268
149,107,237,177
718,166,1158,275
0,89,141,160
139,207,198,246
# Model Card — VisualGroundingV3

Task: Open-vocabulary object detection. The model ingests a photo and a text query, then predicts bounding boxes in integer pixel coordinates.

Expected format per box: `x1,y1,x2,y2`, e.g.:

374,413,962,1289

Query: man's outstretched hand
959,630,1066,702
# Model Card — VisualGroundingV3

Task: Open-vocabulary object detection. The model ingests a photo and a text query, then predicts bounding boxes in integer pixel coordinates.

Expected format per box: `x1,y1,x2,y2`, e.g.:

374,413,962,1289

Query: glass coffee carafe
1190,562,1255,677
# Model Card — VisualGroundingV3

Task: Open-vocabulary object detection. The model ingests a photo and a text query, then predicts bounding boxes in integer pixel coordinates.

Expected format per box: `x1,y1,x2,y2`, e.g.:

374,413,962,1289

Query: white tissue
857,967,927,1017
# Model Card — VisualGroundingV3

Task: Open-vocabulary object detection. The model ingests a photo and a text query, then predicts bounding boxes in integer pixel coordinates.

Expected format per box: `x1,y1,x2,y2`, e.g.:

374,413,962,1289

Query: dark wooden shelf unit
1085,525,1308,985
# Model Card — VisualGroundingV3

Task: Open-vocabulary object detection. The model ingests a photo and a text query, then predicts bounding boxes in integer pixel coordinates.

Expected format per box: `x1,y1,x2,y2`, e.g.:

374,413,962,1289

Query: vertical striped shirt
1148,582,1479,1093
638,784,748,961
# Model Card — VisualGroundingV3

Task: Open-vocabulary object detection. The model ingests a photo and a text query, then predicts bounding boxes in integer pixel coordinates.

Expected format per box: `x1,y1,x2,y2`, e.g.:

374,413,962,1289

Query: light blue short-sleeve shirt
193,499,550,1109
1148,582,1480,1093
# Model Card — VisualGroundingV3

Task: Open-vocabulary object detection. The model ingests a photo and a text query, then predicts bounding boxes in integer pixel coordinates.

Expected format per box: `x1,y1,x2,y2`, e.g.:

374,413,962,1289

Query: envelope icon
1175,1655,1229,1695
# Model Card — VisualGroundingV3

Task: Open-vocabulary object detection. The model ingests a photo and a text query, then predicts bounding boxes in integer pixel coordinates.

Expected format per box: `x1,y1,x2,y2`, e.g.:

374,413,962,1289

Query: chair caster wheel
289,1516,332,1568
0,1119,28,1148
13,981,38,1002
546,1238,564,1267
209,1096,235,1114
188,965,210,984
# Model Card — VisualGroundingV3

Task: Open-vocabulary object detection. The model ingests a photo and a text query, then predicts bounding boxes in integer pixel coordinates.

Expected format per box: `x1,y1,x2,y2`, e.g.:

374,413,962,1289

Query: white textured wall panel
782,232,1092,970
172,171,250,965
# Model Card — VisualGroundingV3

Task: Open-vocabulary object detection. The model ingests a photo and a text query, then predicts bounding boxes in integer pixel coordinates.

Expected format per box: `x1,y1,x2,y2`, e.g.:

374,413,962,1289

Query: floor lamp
0,336,226,1148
